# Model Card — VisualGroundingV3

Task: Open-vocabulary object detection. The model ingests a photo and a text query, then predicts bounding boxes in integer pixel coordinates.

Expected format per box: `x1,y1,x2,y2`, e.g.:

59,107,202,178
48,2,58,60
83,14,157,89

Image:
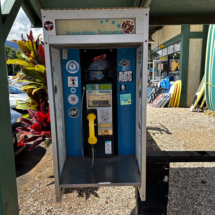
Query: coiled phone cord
80,86,94,168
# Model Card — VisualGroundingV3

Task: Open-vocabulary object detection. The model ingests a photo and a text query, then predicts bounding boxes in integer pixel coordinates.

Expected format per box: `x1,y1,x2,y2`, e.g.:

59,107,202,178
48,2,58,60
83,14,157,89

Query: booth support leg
136,162,169,215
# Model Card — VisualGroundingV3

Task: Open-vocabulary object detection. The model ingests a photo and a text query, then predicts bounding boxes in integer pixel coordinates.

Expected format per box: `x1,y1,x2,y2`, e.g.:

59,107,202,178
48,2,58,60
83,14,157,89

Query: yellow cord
205,80,215,87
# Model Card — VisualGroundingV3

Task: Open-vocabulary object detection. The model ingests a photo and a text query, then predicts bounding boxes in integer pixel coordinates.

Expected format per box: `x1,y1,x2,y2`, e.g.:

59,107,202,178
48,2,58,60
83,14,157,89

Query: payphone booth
42,8,149,202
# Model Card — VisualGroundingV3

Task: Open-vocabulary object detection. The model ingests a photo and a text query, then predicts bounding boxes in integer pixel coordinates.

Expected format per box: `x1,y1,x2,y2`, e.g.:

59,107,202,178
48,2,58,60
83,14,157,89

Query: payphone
81,49,118,159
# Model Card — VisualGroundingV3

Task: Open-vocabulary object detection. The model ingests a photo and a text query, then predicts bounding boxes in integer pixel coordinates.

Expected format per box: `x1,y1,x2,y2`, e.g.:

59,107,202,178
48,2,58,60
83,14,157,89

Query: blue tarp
159,76,171,92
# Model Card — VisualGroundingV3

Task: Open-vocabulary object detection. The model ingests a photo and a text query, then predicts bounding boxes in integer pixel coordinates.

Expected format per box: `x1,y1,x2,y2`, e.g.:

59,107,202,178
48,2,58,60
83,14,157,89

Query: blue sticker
120,94,131,105
66,60,79,74
70,88,76,93
94,71,104,80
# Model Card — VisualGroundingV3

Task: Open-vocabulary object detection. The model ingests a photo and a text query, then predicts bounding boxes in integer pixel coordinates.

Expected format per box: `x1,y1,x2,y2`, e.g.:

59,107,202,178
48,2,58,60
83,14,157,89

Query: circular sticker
70,88,76,93
66,60,79,74
121,20,135,34
68,107,79,118
44,21,54,31
68,94,79,105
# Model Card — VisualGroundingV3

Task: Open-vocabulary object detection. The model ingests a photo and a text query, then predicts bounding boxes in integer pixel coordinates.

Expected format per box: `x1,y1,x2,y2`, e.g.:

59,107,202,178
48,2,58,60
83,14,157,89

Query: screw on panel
145,40,147,42
145,14,148,16
43,16,45,18
45,42,47,44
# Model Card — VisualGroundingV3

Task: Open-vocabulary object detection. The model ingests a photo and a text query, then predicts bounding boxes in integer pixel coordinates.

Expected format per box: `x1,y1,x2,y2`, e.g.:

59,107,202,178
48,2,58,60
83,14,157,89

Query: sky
1,0,43,41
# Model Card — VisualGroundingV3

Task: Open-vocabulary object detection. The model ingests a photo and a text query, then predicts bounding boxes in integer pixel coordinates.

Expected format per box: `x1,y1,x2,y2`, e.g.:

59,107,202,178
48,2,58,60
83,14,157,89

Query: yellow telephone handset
87,113,97,145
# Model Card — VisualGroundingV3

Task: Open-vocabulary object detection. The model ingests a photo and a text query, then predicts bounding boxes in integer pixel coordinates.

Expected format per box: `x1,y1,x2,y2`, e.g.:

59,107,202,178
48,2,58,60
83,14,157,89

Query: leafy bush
7,31,51,150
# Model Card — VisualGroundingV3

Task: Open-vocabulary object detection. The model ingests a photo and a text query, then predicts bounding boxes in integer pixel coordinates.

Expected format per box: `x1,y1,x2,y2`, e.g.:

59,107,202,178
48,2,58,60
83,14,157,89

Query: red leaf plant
16,101,51,150
39,44,46,67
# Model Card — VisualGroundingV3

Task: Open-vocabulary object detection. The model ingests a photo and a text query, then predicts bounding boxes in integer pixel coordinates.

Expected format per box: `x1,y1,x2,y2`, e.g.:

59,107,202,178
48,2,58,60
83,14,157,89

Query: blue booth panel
61,49,82,156
117,48,136,155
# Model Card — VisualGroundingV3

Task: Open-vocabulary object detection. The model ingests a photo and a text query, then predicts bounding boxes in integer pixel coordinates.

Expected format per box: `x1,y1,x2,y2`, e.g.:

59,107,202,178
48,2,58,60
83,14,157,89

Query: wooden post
0,7,19,215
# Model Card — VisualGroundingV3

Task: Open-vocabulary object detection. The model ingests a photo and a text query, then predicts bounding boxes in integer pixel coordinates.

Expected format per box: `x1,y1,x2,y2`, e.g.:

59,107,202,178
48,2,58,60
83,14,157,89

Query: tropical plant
7,31,48,115
7,31,51,150
16,102,51,150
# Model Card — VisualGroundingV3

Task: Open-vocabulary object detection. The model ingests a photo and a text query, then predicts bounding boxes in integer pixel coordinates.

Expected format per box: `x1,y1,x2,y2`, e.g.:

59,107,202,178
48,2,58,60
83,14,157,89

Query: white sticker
70,88,76,93
66,60,79,73
68,77,78,87
62,49,67,59
68,94,79,105
105,141,112,154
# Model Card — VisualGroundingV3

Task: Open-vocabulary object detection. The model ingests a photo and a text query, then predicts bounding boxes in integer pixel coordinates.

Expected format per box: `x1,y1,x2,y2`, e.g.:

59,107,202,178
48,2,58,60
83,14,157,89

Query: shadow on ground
15,144,46,177
64,187,99,200
130,207,136,215
147,123,172,151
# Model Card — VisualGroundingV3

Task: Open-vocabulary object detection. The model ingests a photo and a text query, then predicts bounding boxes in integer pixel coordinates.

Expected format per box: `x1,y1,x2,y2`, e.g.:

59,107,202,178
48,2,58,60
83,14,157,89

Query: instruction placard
120,94,131,105
105,141,112,154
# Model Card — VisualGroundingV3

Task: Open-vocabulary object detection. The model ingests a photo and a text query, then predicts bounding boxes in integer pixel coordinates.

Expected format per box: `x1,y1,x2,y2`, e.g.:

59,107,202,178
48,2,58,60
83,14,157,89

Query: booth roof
2,0,215,28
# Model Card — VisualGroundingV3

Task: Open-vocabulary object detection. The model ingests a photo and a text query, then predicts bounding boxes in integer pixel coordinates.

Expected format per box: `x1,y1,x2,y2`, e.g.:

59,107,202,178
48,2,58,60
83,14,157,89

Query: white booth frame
42,8,149,202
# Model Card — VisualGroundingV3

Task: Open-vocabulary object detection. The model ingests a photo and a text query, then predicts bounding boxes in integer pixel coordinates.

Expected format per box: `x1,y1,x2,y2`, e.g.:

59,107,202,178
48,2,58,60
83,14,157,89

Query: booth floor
17,105,215,215
60,155,141,187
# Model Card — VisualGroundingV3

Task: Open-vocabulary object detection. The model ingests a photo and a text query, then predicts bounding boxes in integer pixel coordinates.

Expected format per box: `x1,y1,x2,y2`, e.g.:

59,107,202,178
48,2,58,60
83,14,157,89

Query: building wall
179,25,208,107
151,26,181,50
186,38,202,106
150,24,208,107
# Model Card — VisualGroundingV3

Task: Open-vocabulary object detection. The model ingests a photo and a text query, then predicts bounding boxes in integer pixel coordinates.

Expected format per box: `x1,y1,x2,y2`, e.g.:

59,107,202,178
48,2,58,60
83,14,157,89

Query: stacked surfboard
151,80,182,108
190,75,206,111
190,24,215,112
205,25,215,111
168,80,182,107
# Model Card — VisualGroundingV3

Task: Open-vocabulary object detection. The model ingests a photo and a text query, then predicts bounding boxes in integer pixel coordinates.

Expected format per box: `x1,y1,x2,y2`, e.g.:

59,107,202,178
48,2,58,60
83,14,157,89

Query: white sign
105,141,112,154
66,60,79,73
68,77,78,87
62,49,67,59
68,94,79,105
158,63,163,70
56,18,136,35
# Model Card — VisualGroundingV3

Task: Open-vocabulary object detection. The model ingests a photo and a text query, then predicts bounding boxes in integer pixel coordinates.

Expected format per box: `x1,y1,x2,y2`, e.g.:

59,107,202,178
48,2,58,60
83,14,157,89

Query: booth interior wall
135,45,143,171
51,47,67,175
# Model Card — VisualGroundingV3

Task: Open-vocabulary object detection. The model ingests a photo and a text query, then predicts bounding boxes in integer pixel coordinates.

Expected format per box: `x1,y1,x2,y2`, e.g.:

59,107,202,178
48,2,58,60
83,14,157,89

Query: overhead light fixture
148,37,155,43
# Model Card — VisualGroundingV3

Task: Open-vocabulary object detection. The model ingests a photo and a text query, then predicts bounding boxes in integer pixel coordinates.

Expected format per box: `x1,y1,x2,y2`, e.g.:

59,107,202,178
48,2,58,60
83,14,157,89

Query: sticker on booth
94,71,104,80
119,59,130,67
70,88,76,93
105,141,112,154
66,60,79,73
44,21,54,31
121,20,135,34
62,50,68,59
68,94,79,105
93,54,106,62
68,77,78,87
120,94,131,105
68,107,79,118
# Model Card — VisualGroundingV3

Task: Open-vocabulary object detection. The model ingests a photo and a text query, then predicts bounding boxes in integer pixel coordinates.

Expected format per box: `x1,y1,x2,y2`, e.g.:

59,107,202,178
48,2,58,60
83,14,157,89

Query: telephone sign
68,77,78,87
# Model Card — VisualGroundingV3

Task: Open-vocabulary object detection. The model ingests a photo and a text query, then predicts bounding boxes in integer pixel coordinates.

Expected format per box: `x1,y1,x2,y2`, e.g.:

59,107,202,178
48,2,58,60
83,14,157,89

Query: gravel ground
18,156,136,215
147,104,215,151
18,105,215,214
